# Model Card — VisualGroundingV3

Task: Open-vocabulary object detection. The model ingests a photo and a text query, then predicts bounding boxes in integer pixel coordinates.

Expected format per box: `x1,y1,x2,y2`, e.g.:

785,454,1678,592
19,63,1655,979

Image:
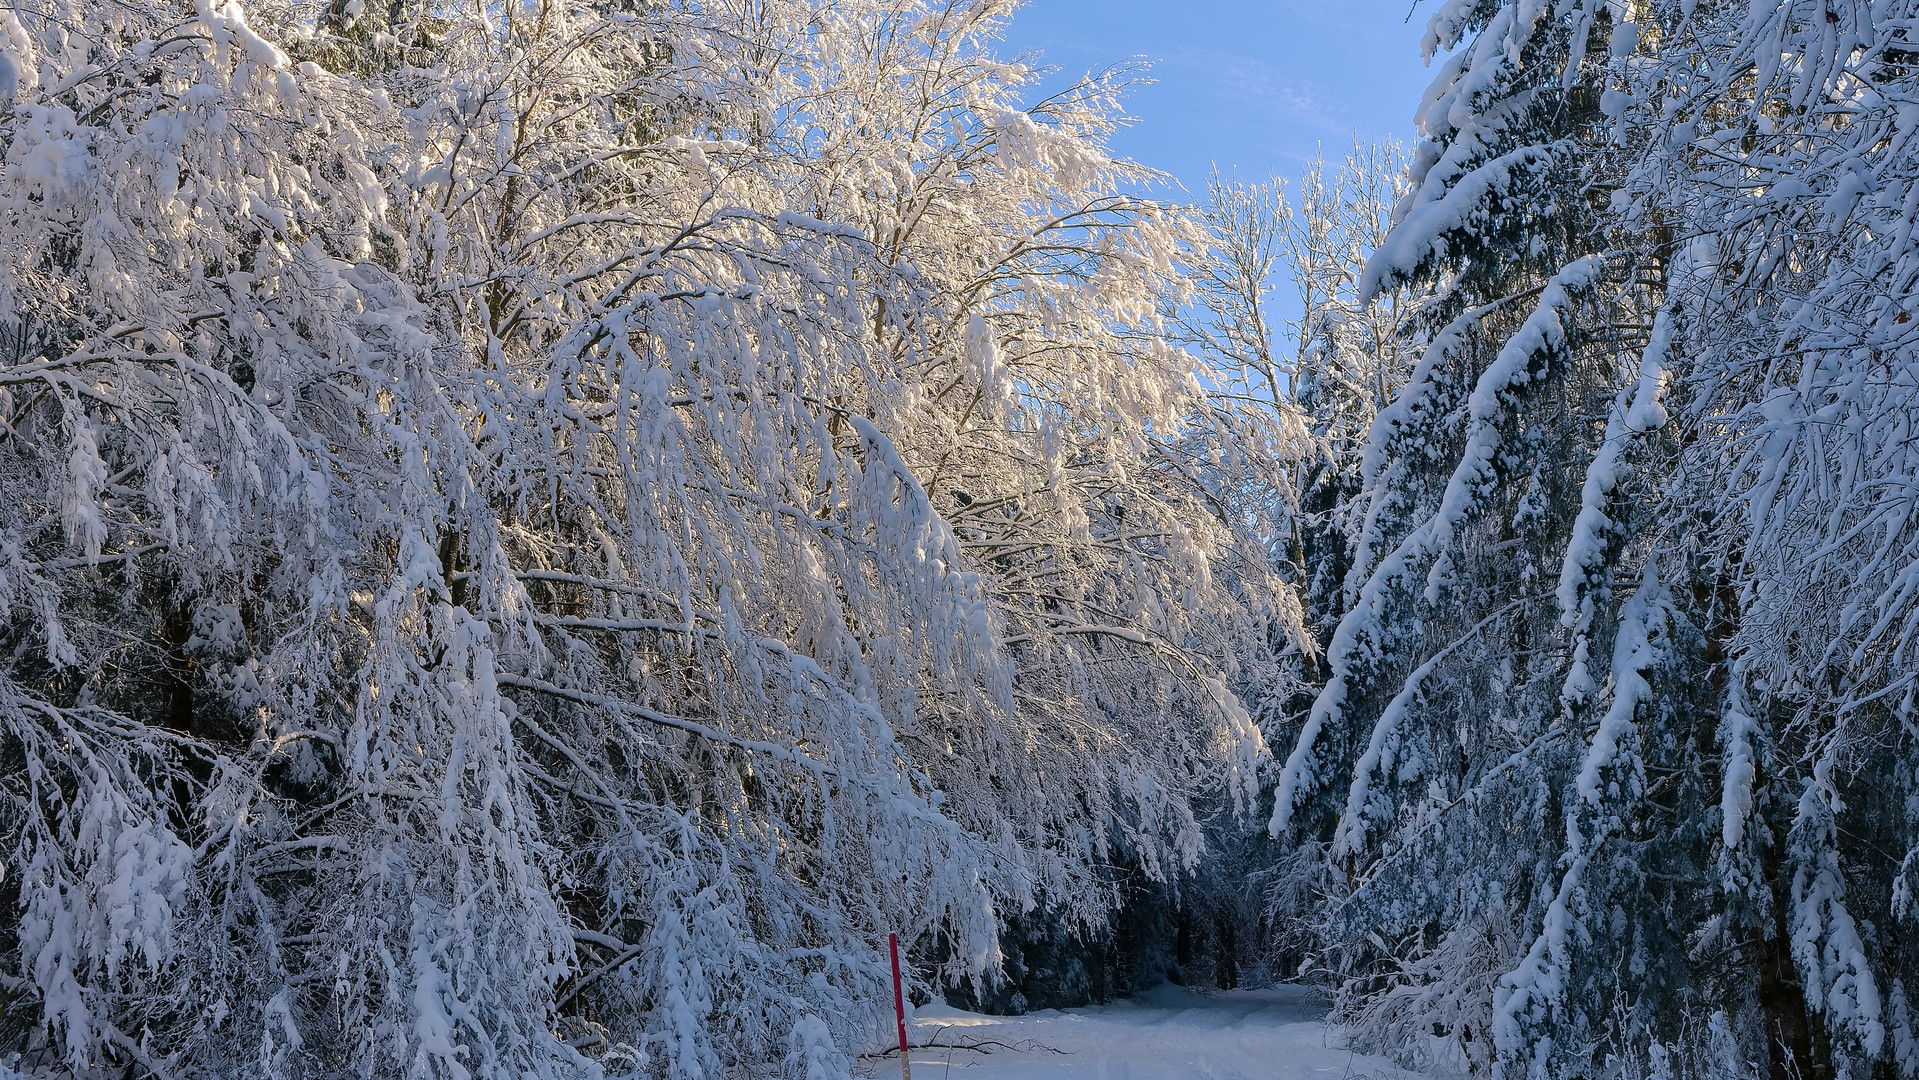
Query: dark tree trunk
162,602,195,735
1213,914,1238,990
1758,850,1827,1080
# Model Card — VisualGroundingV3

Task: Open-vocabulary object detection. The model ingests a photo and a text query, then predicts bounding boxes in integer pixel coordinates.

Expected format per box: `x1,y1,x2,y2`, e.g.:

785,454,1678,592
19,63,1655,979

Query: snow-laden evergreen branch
1271,256,1601,837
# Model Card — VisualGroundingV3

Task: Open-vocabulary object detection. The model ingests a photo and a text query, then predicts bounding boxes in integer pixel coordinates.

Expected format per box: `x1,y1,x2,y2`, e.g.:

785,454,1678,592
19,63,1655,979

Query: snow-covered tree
1203,145,1419,635
1263,2,1919,1078
1178,143,1428,989
0,0,1291,1074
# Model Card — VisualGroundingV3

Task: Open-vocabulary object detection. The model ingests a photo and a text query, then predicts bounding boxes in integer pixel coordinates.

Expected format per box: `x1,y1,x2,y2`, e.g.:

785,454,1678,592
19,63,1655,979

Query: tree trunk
1758,850,1827,1080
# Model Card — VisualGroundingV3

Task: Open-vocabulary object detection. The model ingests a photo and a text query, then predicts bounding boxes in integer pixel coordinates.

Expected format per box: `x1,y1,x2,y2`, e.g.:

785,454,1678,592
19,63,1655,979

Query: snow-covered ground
861,984,1407,1080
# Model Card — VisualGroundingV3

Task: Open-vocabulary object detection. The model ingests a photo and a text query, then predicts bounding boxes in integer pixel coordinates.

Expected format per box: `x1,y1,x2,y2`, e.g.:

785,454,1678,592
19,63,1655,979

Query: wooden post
889,932,912,1080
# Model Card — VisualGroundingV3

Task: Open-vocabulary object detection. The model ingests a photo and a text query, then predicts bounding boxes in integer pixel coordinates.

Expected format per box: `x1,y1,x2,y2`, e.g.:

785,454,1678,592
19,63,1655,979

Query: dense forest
3,0,1919,1077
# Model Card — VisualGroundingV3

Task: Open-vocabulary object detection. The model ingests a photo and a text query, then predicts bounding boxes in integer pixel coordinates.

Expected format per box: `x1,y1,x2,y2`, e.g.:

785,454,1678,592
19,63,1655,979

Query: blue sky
993,0,1438,195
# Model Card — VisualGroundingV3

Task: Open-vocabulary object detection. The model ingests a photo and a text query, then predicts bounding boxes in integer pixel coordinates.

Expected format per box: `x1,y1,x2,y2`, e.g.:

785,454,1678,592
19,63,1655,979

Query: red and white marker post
888,932,912,1080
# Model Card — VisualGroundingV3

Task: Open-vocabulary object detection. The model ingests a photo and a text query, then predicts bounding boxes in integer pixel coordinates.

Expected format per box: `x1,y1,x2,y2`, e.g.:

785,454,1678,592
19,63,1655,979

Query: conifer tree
1262,3,1919,1078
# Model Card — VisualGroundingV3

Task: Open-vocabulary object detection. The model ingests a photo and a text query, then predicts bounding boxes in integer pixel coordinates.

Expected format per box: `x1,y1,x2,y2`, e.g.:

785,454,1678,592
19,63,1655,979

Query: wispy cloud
1155,48,1346,132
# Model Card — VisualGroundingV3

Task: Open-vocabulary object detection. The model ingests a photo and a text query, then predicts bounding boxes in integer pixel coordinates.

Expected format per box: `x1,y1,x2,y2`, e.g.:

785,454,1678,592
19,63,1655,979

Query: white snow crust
867,986,1403,1080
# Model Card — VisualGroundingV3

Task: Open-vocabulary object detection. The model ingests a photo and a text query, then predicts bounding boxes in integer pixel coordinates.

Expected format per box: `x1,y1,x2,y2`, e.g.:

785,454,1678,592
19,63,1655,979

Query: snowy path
862,985,1406,1080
